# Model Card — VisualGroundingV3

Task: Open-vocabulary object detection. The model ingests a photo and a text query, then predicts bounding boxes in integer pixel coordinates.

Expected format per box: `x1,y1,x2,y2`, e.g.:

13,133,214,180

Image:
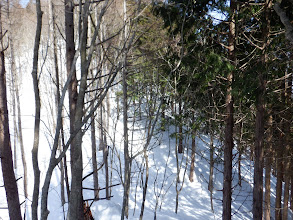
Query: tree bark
275,137,283,220
121,46,130,220
65,0,77,204
0,8,22,217
91,113,99,199
253,89,265,220
253,0,271,218
223,0,235,219
15,66,28,200
189,120,196,182
49,0,66,206
8,22,28,200
264,114,273,220
139,148,149,220
67,2,90,219
121,0,131,218
31,0,43,219
208,134,214,212
178,99,183,154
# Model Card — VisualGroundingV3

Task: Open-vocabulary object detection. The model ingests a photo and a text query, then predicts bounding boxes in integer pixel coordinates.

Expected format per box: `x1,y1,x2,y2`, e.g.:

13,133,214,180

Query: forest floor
0,92,291,220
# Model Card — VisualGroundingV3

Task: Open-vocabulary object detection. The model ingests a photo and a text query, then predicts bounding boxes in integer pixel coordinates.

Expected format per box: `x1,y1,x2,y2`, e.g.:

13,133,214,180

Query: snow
1,56,292,220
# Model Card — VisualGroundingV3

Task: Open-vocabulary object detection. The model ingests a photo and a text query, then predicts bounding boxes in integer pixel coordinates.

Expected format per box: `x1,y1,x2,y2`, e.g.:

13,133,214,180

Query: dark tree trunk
121,53,130,220
0,40,22,220
31,0,43,219
65,0,77,216
253,1,271,219
68,2,89,219
223,0,235,219
208,135,214,212
282,46,292,220
65,0,77,204
253,93,265,220
178,99,183,154
275,138,283,220
264,114,273,220
139,149,149,220
9,25,28,200
91,114,99,199
189,119,196,182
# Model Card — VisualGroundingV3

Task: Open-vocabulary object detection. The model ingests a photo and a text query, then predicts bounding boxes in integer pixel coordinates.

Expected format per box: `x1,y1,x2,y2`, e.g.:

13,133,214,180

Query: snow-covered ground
0,55,292,220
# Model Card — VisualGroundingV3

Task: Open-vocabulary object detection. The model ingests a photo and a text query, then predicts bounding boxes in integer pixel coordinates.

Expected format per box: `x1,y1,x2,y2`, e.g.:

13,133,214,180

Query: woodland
0,0,292,219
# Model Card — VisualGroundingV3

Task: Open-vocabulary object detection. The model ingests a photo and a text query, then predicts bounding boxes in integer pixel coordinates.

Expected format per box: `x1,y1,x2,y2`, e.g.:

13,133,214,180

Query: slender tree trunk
9,27,28,200
223,0,235,219
65,0,77,203
253,89,265,220
264,114,273,220
283,162,290,220
208,134,214,212
286,58,293,211
121,63,130,219
121,0,131,218
103,130,110,200
253,1,271,219
121,48,130,220
11,89,17,171
178,99,183,154
189,116,196,182
64,0,77,212
237,121,243,187
0,7,22,217
139,148,149,220
282,48,292,220
16,70,28,200
91,113,99,199
49,0,66,206
275,137,283,220
31,1,43,219
290,160,293,212
0,58,22,219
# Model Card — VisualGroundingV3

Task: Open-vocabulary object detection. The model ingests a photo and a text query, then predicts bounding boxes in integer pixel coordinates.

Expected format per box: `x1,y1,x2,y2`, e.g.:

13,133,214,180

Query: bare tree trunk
236,121,243,187
31,0,43,219
40,0,112,218
290,162,293,211
282,48,292,220
103,119,110,200
288,58,293,213
264,114,273,220
208,134,214,212
16,69,28,200
223,0,235,219
68,2,90,219
283,160,290,220
8,22,28,200
253,87,265,220
121,48,130,220
178,99,183,154
139,149,149,220
91,113,99,199
0,6,22,217
189,115,196,182
121,0,131,218
65,0,77,203
275,137,283,220
49,0,66,206
253,1,271,219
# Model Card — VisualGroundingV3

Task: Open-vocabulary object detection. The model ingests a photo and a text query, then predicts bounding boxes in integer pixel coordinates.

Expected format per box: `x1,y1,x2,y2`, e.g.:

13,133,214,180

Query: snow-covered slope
1,69,292,220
